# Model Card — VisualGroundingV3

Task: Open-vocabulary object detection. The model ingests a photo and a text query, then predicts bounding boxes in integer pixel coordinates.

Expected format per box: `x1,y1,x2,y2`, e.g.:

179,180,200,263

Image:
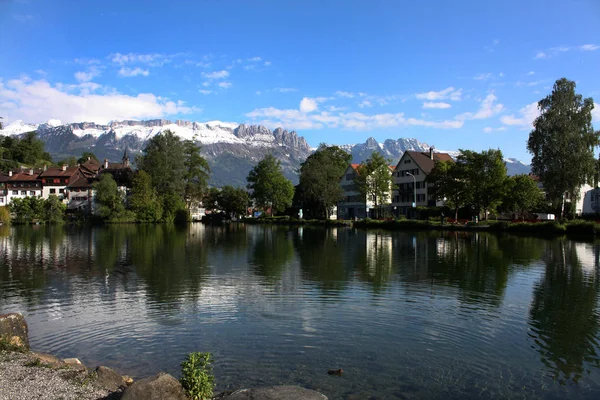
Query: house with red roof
6,168,43,204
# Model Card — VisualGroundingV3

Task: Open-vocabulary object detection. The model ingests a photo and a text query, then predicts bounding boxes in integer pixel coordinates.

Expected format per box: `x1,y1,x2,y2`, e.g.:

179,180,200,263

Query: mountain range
1,119,530,186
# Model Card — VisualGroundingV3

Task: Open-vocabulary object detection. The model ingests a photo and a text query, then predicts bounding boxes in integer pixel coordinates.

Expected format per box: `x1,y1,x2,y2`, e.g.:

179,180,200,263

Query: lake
1,224,599,399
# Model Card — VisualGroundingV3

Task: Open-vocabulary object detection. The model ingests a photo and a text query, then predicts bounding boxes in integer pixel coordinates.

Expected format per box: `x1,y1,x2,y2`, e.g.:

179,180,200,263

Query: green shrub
0,206,10,225
489,221,510,231
565,220,600,235
180,352,215,400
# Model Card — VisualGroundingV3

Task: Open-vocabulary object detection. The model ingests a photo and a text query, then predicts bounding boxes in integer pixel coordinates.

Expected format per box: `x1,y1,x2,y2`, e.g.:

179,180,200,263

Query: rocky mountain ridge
1,119,530,186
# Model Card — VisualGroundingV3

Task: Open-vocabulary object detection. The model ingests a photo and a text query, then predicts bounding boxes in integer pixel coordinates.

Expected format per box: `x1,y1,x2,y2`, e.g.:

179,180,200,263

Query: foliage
247,154,294,216
44,195,66,223
354,151,394,217
501,174,545,220
160,191,187,223
93,174,126,220
427,160,469,220
180,352,215,400
298,144,352,219
0,132,52,171
129,171,163,222
183,139,210,212
202,187,220,213
77,152,98,164
527,78,598,217
459,149,508,219
137,129,186,196
0,206,10,224
58,156,77,167
218,185,249,218
10,197,44,224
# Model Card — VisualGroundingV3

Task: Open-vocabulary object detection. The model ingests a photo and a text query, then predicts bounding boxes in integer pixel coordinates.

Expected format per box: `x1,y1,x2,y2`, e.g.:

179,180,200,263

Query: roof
402,151,453,174
80,159,102,174
0,172,9,183
39,166,79,178
348,163,396,174
67,174,95,189
8,169,43,182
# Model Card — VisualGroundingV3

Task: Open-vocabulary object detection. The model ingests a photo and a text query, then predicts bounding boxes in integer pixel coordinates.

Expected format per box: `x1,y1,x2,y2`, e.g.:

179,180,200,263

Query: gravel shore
0,351,115,400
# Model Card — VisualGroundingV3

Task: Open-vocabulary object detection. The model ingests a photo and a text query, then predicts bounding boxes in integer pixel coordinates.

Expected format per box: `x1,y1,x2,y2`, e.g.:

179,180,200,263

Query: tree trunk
454,206,458,221
561,192,565,219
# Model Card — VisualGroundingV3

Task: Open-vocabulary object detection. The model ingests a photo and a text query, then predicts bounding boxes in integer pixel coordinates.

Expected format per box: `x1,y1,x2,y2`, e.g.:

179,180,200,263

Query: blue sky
1,0,599,161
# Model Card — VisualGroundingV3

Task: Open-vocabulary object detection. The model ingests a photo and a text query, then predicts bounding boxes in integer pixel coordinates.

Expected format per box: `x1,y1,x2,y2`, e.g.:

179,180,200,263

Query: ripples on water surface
1,224,600,399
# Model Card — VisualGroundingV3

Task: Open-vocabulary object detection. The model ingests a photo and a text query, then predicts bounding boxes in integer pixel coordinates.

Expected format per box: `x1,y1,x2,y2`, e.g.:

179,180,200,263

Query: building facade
392,148,453,217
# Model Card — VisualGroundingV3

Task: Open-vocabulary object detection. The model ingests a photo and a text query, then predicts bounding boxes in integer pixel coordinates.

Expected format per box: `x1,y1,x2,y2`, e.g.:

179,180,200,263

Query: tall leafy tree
183,139,210,212
218,186,250,219
247,154,294,216
459,149,508,219
44,195,66,223
501,175,544,220
129,171,163,222
527,78,598,217
427,159,468,220
93,174,126,220
137,130,186,196
77,152,98,164
354,151,394,218
298,144,352,219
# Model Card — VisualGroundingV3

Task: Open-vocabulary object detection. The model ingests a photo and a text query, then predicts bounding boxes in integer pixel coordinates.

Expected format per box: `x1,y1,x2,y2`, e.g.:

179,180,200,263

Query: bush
489,221,510,231
180,352,215,400
506,221,566,234
565,220,600,235
0,206,10,225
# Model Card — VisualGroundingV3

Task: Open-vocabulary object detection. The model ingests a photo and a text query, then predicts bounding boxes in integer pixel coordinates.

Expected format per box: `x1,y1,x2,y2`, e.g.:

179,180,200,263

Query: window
0,198,3,204
50,189,56,194
21,191,26,195
12,190,18,195
29,191,35,196
346,173,354,180
404,160,411,164
59,189,65,194
61,179,66,184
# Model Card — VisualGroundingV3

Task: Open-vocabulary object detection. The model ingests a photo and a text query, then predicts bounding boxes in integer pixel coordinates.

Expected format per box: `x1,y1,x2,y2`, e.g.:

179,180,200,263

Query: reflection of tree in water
249,226,294,282
529,239,600,385
431,233,543,307
294,228,350,293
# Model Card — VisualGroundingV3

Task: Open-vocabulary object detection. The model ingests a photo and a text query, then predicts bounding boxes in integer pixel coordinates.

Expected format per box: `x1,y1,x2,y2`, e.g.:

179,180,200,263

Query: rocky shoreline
0,313,328,400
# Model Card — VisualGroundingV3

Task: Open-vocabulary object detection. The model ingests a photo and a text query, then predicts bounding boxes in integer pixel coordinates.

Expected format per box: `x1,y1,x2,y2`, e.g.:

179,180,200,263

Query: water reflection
1,225,600,398
529,239,600,385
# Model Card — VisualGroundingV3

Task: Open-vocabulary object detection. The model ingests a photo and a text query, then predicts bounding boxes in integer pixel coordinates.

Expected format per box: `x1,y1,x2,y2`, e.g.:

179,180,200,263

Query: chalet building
6,169,43,204
39,165,80,201
99,151,134,190
66,174,95,213
392,148,453,217
0,172,9,206
337,163,395,220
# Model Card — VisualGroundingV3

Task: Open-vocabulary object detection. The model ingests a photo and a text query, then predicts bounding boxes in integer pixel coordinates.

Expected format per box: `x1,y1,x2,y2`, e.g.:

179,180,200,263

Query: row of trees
0,132,53,171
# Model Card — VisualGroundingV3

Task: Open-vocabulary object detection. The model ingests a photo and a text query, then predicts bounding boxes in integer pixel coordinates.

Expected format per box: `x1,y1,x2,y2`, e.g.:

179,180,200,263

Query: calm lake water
1,224,600,399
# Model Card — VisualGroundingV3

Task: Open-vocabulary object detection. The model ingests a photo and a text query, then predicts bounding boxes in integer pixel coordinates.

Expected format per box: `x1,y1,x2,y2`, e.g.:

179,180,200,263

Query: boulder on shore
0,312,29,350
225,386,328,400
95,365,127,392
121,372,187,400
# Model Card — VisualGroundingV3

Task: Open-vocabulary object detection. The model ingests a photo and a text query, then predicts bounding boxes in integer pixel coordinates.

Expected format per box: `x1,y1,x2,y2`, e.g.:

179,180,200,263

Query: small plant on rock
180,352,215,400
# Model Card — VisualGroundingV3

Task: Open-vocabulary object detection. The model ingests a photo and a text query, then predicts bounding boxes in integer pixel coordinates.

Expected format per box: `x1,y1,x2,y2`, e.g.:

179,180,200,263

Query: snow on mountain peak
46,119,62,127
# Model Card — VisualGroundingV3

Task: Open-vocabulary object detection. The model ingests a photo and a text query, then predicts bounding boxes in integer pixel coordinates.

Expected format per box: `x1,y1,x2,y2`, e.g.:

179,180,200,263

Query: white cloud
423,102,451,109
246,107,463,131
35,69,47,76
592,103,600,122
109,52,182,67
198,89,213,95
247,57,262,62
358,100,372,108
74,66,102,82
218,81,232,89
474,73,492,81
264,61,272,67
0,78,198,125
500,101,540,128
300,97,319,113
457,93,504,120
534,52,547,59
117,67,149,77
273,87,297,93
483,126,507,133
527,71,535,75
416,87,462,101
203,70,229,80
335,91,355,98
580,44,599,51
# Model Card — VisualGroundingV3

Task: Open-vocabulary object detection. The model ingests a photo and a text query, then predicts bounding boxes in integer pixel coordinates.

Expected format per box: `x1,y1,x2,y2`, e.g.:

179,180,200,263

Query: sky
0,0,599,162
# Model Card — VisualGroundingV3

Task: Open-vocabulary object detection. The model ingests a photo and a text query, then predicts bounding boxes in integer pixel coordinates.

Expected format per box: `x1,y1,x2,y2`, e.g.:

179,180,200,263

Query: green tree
527,78,598,217
203,187,220,214
428,159,468,220
501,175,544,220
58,156,77,167
354,151,394,218
218,186,249,219
298,144,352,219
93,174,126,220
129,171,163,222
137,130,186,196
183,139,211,213
247,154,294,216
0,206,10,225
77,152,98,164
43,195,66,223
459,149,508,219
10,197,44,224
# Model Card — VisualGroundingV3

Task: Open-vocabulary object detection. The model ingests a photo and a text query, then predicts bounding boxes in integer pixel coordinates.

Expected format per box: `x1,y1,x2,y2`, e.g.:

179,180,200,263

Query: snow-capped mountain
1,119,530,186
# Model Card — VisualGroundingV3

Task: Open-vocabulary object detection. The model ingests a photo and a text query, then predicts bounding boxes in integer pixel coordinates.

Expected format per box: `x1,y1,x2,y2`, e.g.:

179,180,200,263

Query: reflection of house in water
366,232,393,277
573,242,599,273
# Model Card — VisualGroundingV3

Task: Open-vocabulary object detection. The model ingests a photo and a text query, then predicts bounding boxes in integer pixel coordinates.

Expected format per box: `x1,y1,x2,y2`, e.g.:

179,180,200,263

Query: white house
337,163,395,220
392,148,454,217
5,169,43,204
